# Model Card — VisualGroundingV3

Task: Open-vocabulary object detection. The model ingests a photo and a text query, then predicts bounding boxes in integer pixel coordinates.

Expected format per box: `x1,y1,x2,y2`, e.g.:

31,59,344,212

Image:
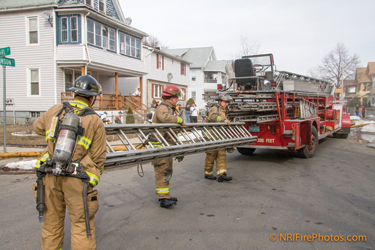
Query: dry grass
0,124,127,146
0,125,46,146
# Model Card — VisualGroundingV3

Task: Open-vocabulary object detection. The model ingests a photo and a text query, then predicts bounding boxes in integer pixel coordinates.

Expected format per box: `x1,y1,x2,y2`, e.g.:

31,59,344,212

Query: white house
164,47,233,109
117,45,191,107
0,0,148,123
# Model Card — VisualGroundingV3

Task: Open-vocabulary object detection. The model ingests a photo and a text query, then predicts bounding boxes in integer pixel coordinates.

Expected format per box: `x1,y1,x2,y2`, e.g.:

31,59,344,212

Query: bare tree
231,33,260,59
142,35,168,50
315,43,360,88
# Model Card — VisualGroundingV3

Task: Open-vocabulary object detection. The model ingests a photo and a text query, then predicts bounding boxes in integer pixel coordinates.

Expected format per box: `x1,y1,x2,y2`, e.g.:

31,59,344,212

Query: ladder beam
104,122,257,168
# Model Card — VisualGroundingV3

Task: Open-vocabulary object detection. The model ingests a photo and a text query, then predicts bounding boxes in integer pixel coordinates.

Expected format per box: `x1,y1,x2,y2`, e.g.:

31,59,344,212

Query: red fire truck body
205,54,351,158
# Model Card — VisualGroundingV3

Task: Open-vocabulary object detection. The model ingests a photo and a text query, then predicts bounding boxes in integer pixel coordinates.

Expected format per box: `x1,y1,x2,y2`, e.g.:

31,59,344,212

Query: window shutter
152,84,154,98
162,56,164,70
184,64,186,76
184,88,186,100
156,55,159,69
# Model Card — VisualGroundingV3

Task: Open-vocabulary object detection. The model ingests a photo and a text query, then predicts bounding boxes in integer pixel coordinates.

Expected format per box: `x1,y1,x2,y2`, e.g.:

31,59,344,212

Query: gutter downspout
83,12,91,74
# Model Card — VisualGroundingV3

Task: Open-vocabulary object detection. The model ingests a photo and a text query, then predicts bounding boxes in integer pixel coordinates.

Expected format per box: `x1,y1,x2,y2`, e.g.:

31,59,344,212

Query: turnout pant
39,173,98,250
152,158,173,198
204,149,227,177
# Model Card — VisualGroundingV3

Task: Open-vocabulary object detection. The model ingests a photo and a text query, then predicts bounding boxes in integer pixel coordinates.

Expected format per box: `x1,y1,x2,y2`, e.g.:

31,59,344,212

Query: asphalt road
0,135,374,250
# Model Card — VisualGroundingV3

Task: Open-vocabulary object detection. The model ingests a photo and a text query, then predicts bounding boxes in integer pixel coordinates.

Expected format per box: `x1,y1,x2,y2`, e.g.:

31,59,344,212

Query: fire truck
204,53,351,158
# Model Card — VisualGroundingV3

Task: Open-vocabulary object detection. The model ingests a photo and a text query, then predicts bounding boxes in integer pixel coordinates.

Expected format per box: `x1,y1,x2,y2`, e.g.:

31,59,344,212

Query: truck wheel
237,148,256,155
298,126,318,158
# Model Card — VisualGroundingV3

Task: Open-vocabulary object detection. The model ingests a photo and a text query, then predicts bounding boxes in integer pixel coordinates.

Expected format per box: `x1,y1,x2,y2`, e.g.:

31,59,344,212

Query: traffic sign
0,57,15,67
0,47,11,56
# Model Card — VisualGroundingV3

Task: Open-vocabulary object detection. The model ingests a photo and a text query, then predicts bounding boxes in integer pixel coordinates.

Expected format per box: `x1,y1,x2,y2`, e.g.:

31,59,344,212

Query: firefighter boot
159,197,178,208
218,174,232,182
204,175,217,180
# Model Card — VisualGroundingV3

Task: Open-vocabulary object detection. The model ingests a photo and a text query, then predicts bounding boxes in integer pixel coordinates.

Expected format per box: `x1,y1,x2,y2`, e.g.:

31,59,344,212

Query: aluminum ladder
104,122,257,168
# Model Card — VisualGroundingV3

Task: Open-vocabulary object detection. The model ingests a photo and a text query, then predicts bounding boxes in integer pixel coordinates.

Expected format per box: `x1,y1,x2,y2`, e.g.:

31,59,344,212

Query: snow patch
11,131,38,136
3,160,36,171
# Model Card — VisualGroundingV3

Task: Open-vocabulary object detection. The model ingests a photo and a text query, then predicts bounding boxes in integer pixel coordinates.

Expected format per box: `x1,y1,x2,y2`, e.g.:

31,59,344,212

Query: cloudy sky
119,0,374,76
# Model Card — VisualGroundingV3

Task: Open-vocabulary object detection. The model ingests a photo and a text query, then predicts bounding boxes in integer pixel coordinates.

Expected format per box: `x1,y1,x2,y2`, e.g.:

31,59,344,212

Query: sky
118,0,374,76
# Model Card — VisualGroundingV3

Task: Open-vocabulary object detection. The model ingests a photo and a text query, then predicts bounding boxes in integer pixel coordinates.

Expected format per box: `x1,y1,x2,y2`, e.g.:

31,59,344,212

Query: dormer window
99,0,105,13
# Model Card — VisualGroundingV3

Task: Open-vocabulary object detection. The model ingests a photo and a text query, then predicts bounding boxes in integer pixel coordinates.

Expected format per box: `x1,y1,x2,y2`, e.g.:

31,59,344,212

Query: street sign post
1,46,15,153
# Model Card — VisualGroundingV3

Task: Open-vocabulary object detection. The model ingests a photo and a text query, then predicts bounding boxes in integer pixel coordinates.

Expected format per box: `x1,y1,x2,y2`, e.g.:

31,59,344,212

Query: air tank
53,112,80,175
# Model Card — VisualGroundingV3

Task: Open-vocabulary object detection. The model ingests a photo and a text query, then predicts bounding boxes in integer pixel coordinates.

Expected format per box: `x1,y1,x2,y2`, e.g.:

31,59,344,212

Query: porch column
115,72,119,109
81,66,86,75
140,77,143,103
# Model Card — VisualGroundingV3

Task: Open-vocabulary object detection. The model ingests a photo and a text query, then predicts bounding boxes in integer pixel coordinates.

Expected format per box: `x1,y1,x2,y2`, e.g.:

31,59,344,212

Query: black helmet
68,75,102,96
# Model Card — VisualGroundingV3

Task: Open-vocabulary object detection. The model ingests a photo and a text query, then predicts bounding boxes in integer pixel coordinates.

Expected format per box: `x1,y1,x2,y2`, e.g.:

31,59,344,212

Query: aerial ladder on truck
204,53,351,158
103,122,257,168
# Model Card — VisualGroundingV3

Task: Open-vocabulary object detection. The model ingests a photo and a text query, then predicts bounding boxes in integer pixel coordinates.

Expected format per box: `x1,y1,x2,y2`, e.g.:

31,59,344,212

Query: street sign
0,57,15,67
0,47,11,56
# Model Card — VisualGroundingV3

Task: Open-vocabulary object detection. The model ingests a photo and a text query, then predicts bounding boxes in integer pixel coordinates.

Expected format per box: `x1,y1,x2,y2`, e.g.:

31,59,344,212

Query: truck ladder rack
104,123,257,167
275,71,333,93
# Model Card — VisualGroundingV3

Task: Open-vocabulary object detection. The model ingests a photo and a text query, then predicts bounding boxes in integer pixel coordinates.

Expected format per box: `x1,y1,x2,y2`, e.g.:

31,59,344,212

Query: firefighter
152,84,185,208
32,75,106,250
204,94,233,182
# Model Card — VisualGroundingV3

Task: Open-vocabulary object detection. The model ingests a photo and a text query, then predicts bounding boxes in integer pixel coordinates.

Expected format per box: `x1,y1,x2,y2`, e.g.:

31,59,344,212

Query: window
181,63,186,75
348,87,356,93
99,0,105,12
362,84,367,91
28,17,38,44
109,29,115,51
29,69,40,96
87,19,94,44
95,22,101,46
87,19,116,51
157,54,164,69
102,27,108,48
65,69,83,91
154,84,162,98
86,0,92,6
71,17,78,42
191,91,196,102
61,17,68,42
30,112,41,118
119,32,141,58
191,71,196,81
59,15,80,44
179,88,185,100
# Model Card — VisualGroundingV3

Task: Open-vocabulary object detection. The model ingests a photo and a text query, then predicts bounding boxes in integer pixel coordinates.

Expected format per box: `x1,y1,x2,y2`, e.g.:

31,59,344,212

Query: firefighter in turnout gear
152,85,185,208
32,75,106,250
204,94,234,182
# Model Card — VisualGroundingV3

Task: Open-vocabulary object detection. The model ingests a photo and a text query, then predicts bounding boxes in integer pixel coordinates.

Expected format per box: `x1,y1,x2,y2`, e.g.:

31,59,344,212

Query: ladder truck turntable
204,53,351,158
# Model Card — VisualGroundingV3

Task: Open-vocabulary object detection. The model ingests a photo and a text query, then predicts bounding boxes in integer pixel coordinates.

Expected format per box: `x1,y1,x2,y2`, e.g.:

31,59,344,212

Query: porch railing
61,92,149,120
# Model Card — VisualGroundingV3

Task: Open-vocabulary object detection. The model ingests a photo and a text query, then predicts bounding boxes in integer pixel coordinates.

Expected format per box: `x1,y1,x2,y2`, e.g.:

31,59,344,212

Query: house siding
0,9,56,112
88,47,147,76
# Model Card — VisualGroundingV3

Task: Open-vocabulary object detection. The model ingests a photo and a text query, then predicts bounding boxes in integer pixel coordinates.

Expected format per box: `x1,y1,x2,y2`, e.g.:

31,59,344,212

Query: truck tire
237,148,256,155
298,126,318,158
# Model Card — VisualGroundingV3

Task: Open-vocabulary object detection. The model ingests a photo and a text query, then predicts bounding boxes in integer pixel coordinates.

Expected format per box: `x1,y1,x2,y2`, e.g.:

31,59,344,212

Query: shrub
187,98,195,105
126,107,135,124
